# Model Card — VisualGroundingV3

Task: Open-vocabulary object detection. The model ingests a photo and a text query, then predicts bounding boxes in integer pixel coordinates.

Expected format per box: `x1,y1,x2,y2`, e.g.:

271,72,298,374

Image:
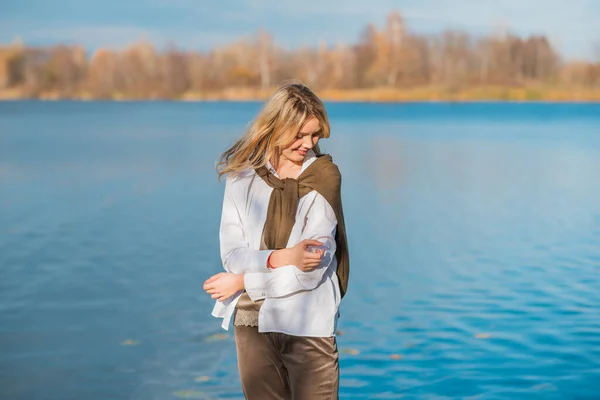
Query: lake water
1,101,599,399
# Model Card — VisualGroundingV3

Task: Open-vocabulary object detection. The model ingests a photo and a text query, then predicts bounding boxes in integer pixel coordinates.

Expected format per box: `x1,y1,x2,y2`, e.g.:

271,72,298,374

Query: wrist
267,251,275,269
237,274,245,291
269,249,287,268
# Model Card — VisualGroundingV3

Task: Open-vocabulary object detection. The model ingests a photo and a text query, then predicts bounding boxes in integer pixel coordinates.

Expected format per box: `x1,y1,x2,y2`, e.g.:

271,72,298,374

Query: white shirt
210,150,341,337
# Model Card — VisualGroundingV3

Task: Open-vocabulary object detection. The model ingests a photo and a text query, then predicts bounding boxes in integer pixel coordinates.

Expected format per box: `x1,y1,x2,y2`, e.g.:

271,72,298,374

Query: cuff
244,273,268,301
257,250,275,270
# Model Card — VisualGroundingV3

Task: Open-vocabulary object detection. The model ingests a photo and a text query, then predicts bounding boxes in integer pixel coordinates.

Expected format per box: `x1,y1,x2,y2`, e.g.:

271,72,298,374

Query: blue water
1,101,599,399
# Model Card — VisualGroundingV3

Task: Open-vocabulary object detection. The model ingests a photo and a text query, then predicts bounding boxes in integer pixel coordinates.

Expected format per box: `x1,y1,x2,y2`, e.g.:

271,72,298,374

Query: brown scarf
236,154,350,313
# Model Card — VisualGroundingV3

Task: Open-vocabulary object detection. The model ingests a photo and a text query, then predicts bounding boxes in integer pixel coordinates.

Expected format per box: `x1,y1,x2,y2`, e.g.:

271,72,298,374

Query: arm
204,179,324,303
220,177,272,274
243,192,338,301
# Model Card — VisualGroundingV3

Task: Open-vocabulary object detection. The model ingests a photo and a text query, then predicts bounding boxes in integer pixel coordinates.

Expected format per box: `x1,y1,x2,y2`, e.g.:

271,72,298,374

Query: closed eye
297,130,322,139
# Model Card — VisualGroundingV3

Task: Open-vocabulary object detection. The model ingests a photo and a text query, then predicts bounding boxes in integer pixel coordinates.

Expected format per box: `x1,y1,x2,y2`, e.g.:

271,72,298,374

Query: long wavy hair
217,80,331,180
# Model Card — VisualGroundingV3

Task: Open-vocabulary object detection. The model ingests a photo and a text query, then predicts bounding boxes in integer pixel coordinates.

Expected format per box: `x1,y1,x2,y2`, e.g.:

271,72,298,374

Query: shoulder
315,154,342,186
225,168,256,184
223,169,258,194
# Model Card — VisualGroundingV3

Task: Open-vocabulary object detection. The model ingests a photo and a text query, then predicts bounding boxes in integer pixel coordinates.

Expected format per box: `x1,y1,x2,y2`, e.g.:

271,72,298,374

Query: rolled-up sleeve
244,192,337,301
220,178,272,274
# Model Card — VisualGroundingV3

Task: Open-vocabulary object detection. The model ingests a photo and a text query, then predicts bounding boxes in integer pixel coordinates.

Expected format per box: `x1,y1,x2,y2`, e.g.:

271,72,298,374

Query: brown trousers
234,325,339,400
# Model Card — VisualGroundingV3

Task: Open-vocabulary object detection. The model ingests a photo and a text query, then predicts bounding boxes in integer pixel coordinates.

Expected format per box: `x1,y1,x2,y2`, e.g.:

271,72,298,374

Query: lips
296,149,307,156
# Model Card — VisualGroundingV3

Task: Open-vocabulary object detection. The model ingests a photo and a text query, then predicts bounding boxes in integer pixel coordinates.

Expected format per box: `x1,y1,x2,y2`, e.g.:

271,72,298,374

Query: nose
303,135,314,149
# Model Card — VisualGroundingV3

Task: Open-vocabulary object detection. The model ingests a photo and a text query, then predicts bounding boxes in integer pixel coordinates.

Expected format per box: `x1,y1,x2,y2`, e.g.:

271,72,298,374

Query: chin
284,152,304,161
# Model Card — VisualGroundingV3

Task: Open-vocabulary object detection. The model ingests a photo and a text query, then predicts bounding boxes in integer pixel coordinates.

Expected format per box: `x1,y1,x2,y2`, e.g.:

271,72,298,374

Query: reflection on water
1,101,599,399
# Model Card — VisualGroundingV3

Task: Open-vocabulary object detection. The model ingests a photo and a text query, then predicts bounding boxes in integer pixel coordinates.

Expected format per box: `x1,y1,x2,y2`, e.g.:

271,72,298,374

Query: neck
281,155,303,168
270,154,303,179
270,153,300,170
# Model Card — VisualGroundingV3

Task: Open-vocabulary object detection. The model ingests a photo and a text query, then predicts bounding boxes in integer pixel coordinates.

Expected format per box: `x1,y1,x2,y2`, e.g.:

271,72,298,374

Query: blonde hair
217,80,331,180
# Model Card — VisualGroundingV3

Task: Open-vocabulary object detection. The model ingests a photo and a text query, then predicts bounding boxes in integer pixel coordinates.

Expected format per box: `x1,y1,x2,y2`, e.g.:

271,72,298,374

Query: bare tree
384,10,404,86
257,30,272,90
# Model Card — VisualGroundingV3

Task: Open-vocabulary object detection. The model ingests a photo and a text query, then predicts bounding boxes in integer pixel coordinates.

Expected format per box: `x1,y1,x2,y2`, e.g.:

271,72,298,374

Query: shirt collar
266,149,316,178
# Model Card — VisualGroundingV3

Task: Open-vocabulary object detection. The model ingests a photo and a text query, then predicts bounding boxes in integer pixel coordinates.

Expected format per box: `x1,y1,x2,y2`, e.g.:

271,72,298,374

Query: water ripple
1,102,600,399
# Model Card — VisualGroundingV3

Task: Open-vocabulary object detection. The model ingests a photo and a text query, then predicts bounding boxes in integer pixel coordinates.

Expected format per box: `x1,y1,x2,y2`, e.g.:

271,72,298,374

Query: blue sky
1,0,599,60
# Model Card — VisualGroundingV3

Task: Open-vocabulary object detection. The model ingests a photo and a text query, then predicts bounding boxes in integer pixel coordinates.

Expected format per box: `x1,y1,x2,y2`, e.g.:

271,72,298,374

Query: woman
203,81,349,400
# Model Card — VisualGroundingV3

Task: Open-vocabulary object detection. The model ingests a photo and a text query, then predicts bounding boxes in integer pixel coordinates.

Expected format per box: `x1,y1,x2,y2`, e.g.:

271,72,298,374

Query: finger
304,255,324,264
218,295,228,302
203,282,214,291
302,239,324,248
206,289,217,294
211,293,221,299
204,275,220,285
301,261,320,270
303,251,323,260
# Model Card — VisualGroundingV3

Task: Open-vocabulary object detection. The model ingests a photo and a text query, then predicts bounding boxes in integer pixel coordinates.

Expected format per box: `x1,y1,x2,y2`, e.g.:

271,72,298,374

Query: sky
1,0,599,60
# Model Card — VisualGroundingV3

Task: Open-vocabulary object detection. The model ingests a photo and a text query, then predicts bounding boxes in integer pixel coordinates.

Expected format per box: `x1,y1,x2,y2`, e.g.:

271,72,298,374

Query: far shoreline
2,98,599,104
1,86,600,103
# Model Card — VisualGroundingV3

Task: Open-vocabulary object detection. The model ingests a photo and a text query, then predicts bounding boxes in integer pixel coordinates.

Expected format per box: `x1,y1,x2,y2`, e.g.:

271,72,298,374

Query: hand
270,239,325,272
203,272,245,302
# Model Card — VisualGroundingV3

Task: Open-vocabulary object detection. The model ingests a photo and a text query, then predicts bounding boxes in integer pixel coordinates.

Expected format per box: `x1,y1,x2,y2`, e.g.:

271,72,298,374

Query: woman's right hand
270,239,325,272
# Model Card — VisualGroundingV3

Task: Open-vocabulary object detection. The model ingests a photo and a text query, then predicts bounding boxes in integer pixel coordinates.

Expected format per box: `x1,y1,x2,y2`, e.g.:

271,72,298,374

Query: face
281,117,321,164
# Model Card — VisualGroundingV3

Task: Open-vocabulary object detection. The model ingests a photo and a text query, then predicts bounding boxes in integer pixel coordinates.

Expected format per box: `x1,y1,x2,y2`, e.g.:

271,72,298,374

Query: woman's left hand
203,272,245,302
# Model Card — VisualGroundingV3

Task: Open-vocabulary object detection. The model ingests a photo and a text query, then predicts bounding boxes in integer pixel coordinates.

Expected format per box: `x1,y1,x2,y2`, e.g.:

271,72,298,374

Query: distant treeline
1,11,599,101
